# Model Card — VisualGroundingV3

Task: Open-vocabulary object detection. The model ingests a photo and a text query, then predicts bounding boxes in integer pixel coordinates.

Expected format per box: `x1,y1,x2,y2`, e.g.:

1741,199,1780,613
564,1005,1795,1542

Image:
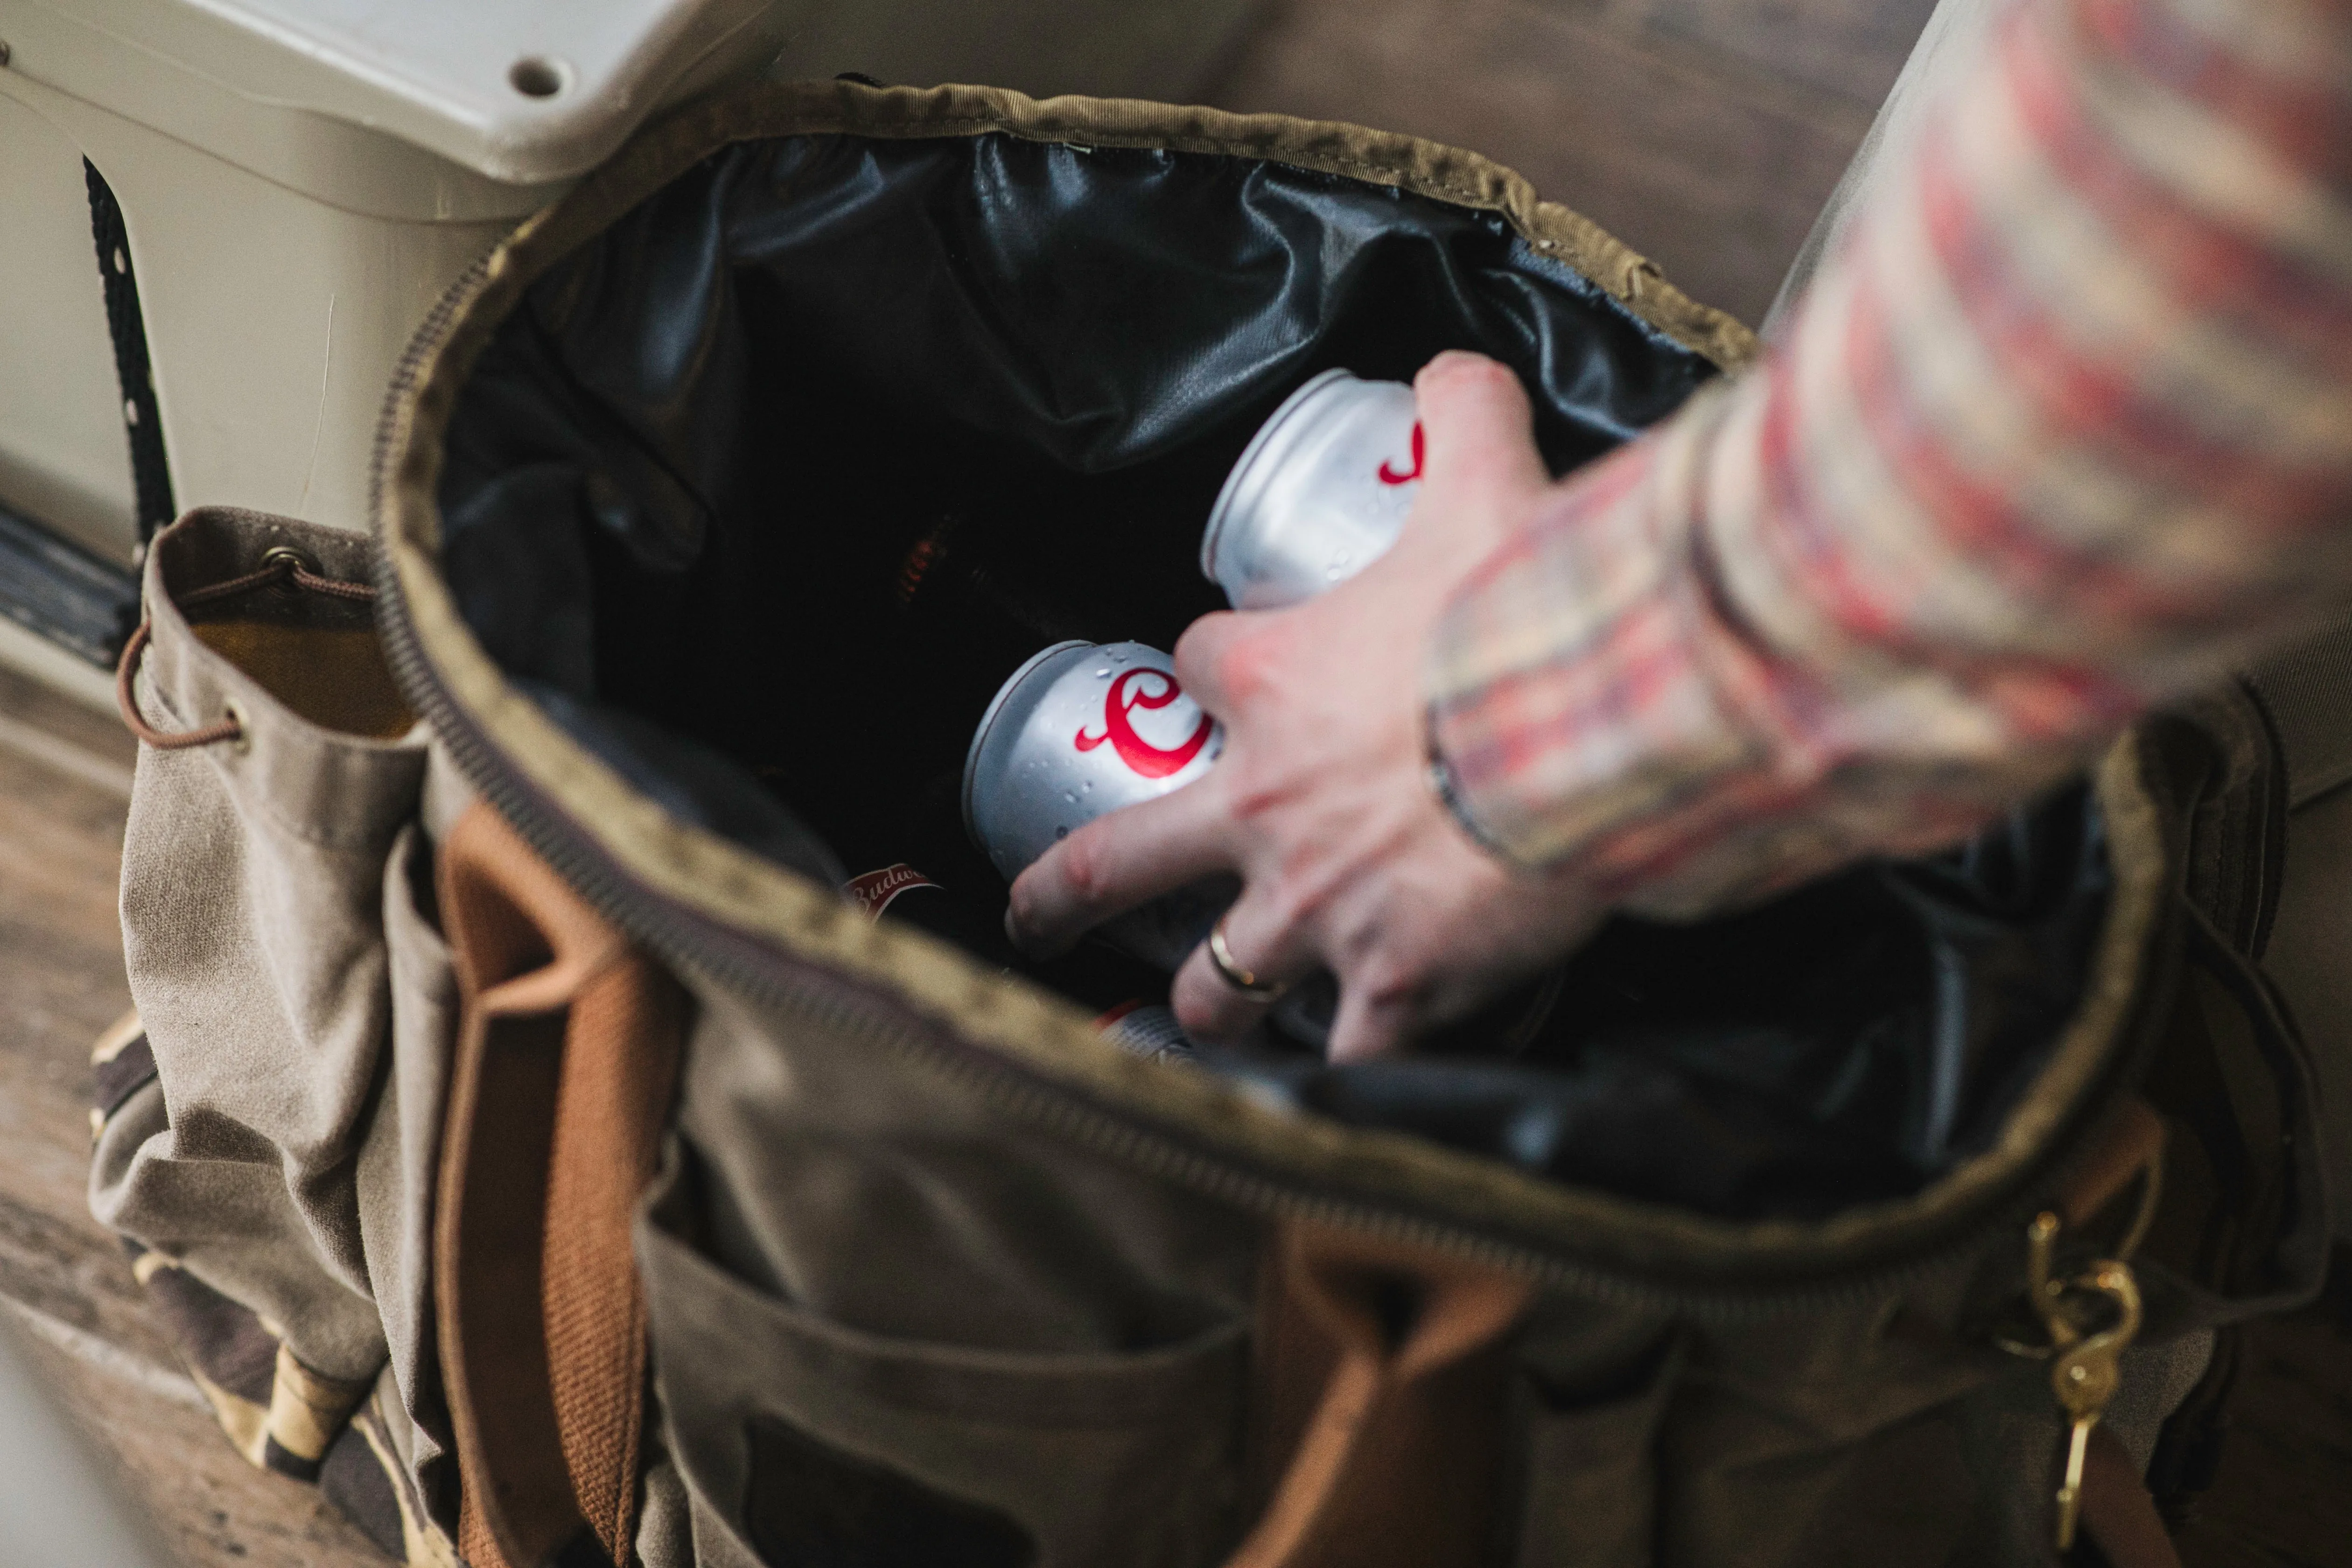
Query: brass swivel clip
2023,1211,2146,1550
1990,1109,2165,1549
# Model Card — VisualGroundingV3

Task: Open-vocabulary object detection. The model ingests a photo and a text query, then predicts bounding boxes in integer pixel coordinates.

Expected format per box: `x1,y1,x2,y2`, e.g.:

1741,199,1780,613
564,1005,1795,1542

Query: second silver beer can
1201,368,1421,611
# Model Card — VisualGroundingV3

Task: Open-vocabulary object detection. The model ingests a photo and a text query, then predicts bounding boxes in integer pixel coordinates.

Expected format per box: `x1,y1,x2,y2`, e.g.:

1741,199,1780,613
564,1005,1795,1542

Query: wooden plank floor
0,662,380,1567
1195,0,1935,327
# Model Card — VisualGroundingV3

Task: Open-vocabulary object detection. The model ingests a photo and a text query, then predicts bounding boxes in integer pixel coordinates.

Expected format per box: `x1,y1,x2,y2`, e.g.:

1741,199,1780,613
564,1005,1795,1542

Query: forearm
1428,0,2352,912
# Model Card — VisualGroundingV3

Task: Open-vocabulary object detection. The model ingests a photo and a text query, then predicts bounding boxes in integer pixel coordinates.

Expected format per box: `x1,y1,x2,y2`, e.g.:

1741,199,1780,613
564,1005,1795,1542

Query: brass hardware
2021,1211,2144,1550
259,545,323,580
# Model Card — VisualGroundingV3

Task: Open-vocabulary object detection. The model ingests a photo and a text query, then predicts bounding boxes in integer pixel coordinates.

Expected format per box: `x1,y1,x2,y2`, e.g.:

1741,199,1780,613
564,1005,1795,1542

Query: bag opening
423,114,2115,1223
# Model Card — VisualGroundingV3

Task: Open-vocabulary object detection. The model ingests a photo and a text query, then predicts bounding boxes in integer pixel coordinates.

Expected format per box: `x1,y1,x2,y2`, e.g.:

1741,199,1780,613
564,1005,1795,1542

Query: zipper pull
2023,1211,2144,1550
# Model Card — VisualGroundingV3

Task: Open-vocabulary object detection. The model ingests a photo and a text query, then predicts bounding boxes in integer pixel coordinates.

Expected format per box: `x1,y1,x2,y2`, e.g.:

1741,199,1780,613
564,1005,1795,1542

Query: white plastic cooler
0,0,1262,701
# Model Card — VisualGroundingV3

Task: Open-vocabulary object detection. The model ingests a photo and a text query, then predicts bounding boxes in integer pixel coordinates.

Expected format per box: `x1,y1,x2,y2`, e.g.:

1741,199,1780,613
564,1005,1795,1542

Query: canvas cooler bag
91,78,2330,1568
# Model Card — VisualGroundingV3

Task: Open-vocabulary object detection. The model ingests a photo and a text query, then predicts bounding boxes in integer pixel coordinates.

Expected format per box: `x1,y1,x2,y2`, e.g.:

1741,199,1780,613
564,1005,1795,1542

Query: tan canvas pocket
95,506,437,1481
1510,1336,1682,1568
639,1154,1248,1568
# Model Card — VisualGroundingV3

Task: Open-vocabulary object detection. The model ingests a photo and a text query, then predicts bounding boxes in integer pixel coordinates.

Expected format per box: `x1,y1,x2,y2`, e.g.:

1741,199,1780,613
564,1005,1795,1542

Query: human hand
1006,351,1601,1060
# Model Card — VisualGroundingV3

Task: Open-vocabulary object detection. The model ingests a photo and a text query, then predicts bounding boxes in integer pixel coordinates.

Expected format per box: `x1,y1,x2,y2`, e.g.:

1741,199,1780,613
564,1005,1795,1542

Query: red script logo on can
1377,422,1425,486
1075,667,1213,779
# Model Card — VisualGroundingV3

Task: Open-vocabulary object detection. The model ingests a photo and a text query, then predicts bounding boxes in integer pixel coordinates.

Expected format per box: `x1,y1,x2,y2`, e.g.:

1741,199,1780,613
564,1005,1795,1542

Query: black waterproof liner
434,129,2112,1222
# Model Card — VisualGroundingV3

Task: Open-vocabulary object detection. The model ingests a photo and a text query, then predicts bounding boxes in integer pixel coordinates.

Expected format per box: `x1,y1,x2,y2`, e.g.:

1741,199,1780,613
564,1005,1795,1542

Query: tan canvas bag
93,80,2328,1568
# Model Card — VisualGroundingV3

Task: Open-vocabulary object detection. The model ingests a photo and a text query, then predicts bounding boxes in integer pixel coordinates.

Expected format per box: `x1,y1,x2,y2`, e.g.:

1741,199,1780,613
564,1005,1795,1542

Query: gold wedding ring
1207,917,1288,1002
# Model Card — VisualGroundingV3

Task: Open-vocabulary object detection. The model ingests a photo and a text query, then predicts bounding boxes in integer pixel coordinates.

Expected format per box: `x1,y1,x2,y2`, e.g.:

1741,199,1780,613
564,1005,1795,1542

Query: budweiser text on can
844,863,938,919
964,640,1228,971
1200,368,1421,611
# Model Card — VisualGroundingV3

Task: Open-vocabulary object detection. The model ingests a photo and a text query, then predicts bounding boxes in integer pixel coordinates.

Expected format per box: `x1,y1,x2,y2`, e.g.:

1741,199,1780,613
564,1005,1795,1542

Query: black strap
2245,620,2352,809
83,159,176,545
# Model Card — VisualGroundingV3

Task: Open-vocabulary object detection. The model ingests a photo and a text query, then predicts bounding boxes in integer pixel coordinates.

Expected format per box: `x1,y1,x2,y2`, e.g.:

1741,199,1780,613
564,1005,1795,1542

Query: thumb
1404,352,1550,551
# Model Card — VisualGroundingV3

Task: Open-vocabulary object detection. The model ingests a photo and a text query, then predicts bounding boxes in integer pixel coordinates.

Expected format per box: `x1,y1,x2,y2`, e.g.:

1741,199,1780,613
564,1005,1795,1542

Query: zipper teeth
369,256,2052,1324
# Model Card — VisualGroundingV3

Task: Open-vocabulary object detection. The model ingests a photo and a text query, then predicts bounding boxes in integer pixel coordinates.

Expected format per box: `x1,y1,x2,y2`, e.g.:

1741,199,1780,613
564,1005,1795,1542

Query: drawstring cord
116,547,376,750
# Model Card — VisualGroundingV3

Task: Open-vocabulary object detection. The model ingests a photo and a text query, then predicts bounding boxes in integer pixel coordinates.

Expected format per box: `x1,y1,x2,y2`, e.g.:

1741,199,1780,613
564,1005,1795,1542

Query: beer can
965,639,1333,1045
964,638,1223,898
1200,369,1421,611
843,862,938,920
1094,1000,1197,1061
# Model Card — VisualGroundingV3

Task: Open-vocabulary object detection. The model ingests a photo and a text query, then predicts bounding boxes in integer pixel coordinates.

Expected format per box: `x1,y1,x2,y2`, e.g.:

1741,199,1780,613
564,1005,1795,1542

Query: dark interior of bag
434,130,2114,1221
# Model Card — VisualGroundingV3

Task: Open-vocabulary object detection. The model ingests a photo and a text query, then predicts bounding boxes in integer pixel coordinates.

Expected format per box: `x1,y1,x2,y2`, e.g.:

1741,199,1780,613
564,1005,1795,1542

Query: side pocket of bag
639,1144,1249,1568
93,507,428,1471
329,819,464,1559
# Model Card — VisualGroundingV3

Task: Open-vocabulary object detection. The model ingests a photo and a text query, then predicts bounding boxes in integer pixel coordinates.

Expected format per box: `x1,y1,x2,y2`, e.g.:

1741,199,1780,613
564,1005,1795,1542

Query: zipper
367,248,2144,1325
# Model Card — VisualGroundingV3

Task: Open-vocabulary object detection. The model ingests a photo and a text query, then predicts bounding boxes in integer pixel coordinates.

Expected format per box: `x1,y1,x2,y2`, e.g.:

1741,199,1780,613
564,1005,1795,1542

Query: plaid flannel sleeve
1426,0,2352,915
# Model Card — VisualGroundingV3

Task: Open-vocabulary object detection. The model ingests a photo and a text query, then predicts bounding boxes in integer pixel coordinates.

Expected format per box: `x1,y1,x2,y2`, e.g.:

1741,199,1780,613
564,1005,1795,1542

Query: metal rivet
113,246,128,275
124,399,139,427
259,544,322,578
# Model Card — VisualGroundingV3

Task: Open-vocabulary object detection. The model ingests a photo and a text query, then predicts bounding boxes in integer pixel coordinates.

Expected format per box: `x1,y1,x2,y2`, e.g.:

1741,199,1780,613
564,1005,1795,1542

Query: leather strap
434,804,686,1568
2080,1424,2186,1568
1230,1221,1532,1568
2058,1097,2167,1241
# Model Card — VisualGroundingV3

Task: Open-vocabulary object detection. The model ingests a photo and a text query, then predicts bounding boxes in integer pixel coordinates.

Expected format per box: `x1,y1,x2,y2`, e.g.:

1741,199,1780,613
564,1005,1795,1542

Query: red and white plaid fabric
1426,0,2352,913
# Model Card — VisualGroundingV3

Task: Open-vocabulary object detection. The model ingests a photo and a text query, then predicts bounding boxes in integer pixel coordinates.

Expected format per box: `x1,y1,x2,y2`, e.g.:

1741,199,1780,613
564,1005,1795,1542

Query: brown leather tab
2058,1097,2167,1239
1230,1221,1533,1568
2079,1423,2185,1568
435,804,686,1568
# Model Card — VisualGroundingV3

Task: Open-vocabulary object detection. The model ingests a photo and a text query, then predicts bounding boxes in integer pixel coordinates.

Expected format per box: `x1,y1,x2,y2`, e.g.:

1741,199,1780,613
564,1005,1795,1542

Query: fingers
1170,944,1270,1045
1169,884,1322,1043
1326,980,1417,1064
1407,353,1552,550
1008,780,1236,959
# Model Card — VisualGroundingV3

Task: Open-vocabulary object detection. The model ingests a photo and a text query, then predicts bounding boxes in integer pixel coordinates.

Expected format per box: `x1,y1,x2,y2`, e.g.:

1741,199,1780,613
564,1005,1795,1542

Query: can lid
961,640,1092,855
1200,368,1353,598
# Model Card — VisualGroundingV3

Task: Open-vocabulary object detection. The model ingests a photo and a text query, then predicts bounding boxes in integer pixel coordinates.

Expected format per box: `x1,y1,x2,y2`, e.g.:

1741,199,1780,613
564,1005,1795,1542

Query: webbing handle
434,803,683,1568
1230,1222,1531,1568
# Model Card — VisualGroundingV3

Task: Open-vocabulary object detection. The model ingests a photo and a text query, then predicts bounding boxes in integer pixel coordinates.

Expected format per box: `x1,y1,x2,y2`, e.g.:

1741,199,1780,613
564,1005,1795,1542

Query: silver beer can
966,640,1337,1045
964,640,1228,969
1200,368,1421,611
